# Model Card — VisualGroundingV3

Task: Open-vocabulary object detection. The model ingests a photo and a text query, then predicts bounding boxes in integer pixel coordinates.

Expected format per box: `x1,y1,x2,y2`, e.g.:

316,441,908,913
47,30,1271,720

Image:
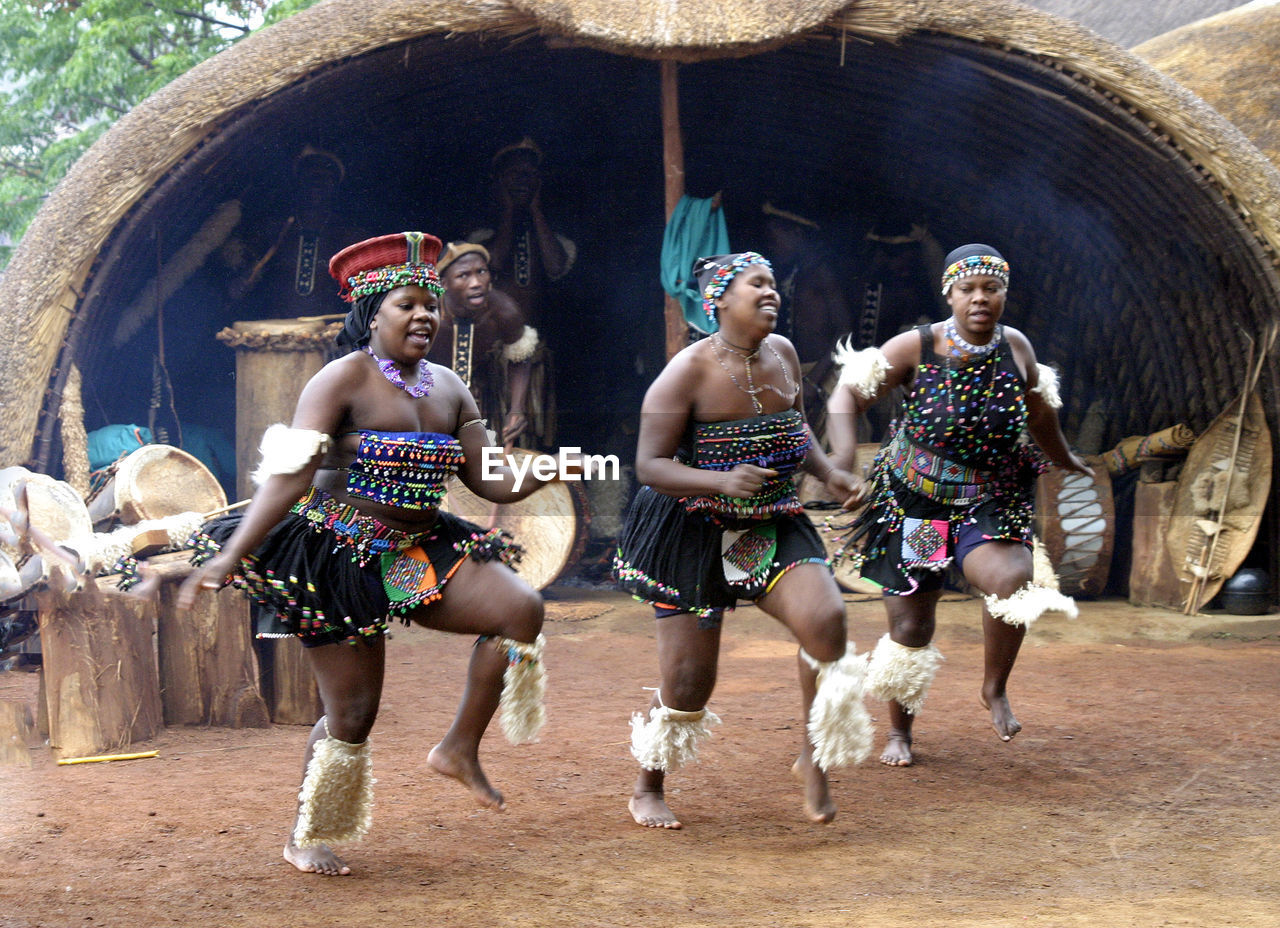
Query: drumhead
113,444,227,525
1035,457,1114,597
23,473,94,559
440,448,584,590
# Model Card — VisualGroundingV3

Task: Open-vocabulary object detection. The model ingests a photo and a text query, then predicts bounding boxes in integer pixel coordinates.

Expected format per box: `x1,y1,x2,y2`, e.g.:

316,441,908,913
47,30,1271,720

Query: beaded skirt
613,488,827,617
192,487,521,646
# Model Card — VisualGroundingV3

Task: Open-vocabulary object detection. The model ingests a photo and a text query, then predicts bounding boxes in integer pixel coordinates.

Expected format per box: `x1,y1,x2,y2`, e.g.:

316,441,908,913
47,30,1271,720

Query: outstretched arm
1008,330,1092,476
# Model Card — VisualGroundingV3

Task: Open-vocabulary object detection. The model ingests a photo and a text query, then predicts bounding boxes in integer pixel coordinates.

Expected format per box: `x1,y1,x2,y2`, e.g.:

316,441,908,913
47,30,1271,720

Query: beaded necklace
943,316,1001,360
710,334,798,415
365,346,433,398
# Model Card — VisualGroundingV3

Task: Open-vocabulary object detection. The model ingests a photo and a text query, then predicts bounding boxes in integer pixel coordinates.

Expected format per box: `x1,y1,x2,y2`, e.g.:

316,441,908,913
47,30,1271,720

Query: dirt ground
2,585,1278,928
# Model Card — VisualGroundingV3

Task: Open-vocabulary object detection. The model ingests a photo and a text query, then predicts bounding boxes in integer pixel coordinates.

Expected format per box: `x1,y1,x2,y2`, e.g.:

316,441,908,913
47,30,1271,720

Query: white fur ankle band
251,424,331,486
293,722,374,848
865,634,945,715
801,644,874,771
629,693,721,772
832,340,890,400
495,634,547,744
984,583,1079,628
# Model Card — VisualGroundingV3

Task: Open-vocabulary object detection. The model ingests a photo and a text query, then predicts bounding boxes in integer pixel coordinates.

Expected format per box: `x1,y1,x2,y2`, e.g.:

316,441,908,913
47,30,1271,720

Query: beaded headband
345,263,443,302
940,254,1010,295
698,252,773,325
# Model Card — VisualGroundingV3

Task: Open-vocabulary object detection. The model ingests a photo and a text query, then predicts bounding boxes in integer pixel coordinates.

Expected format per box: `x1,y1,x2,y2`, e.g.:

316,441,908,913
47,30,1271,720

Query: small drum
87,444,226,529
22,472,95,562
440,448,587,591
1035,457,1114,597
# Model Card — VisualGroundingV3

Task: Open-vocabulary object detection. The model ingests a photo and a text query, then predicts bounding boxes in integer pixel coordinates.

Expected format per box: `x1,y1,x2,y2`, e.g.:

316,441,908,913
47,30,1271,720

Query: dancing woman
178,232,551,875
826,243,1090,766
615,251,871,828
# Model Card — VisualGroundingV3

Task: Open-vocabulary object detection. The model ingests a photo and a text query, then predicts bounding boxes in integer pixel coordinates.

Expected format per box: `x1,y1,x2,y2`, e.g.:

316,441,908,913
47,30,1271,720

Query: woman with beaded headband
614,250,873,829
176,232,556,876
826,243,1091,767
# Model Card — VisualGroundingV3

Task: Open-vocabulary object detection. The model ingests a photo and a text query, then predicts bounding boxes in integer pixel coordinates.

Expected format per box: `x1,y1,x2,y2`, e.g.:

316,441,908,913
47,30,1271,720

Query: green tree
0,0,319,268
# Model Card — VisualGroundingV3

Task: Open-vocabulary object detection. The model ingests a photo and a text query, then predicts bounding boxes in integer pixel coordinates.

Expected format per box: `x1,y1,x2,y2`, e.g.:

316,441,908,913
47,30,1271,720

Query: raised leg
758,562,861,823
412,556,544,810
962,541,1034,741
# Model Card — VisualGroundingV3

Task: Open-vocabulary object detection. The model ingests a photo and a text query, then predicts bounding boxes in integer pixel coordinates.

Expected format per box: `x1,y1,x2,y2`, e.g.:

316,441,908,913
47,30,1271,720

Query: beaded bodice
344,430,464,511
680,409,810,521
902,324,1026,468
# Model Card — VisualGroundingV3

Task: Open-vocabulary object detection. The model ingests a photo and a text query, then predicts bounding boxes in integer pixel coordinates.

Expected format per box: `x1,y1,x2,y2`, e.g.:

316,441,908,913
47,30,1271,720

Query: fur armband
251,424,331,486
1032,363,1062,409
832,338,890,400
502,326,539,364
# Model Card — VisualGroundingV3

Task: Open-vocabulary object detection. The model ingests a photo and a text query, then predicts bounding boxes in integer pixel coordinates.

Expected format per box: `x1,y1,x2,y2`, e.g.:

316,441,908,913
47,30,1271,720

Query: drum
797,444,881,595
439,448,587,591
22,472,95,564
1035,457,1114,597
86,444,226,529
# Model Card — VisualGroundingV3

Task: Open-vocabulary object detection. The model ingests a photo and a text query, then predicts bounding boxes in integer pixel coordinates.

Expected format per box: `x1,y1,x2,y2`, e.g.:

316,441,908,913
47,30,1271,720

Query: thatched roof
1019,0,1248,49
4,0,1280,492
1135,3,1280,167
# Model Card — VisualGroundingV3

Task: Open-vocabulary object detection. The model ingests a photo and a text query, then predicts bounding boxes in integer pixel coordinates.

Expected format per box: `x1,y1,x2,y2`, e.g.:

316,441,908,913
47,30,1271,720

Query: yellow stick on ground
56,750,159,766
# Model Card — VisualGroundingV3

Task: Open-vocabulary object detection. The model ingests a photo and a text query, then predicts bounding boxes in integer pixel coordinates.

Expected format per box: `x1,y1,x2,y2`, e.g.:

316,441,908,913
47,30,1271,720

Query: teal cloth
660,195,730,334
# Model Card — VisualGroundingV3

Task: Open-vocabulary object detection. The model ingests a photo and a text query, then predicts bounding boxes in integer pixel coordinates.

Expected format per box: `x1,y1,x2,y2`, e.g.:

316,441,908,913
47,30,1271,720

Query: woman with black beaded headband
614,250,873,829
176,232,555,876
826,243,1091,767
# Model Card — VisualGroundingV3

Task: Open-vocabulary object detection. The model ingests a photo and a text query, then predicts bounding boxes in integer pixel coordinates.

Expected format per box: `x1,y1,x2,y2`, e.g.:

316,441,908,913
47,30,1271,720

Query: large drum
1035,457,1114,598
86,444,226,529
439,449,587,591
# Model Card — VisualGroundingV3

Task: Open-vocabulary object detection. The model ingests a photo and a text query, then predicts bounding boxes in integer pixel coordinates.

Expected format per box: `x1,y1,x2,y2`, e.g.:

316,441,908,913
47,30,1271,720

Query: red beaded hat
329,231,444,303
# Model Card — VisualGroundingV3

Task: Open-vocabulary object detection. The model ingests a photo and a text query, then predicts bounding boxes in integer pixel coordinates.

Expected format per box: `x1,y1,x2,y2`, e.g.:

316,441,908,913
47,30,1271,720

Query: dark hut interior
37,22,1280,591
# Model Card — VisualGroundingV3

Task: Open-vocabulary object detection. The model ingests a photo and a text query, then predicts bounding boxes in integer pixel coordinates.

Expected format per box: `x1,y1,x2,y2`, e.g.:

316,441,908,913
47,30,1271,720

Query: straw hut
1021,0,1249,48
1135,2,1280,168
2,0,1279,568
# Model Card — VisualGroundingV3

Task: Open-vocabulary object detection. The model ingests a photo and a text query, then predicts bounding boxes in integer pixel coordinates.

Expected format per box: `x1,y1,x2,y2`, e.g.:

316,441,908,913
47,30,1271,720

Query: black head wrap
940,243,1009,294
336,291,384,349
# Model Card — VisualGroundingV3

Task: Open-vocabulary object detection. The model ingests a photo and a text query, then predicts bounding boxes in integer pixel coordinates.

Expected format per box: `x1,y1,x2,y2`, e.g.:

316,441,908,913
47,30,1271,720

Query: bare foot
629,790,682,829
283,840,351,876
879,730,914,767
428,743,505,810
981,694,1022,741
791,754,837,824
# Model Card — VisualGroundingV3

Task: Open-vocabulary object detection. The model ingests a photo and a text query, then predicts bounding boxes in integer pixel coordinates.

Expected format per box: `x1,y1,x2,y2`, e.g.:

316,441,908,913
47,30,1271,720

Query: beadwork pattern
346,262,444,301
681,409,810,521
345,430,464,511
832,325,1046,593
700,252,772,326
940,254,1010,294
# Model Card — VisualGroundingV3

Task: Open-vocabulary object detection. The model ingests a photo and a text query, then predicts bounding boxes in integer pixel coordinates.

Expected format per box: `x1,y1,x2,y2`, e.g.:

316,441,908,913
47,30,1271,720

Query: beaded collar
365,346,434,398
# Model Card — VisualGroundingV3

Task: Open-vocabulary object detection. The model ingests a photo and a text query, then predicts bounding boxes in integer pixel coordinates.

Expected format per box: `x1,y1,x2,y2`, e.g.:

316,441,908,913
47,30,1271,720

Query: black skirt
612,486,828,618
192,487,521,647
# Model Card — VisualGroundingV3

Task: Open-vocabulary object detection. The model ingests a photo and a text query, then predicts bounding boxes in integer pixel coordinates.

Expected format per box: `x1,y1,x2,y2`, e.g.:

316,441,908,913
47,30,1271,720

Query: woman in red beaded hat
178,231,552,876
826,243,1091,768
614,251,872,830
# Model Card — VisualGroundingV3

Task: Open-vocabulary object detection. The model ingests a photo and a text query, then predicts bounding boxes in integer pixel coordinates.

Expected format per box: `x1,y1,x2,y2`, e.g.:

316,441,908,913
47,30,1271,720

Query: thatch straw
1134,4,1280,170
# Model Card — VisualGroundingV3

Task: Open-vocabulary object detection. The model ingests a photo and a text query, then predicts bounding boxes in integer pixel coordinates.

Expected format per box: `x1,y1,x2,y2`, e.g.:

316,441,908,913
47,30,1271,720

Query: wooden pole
661,58,688,361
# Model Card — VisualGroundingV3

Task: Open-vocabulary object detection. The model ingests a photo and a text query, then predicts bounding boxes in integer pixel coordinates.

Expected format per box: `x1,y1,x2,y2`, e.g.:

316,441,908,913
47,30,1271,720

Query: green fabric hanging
660,195,730,334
